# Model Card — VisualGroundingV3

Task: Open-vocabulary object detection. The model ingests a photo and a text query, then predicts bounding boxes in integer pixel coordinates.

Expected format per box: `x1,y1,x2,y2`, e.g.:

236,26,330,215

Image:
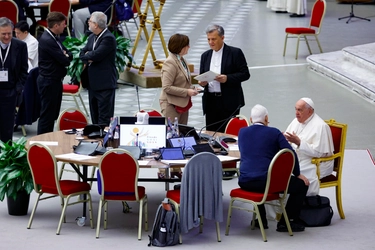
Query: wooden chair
62,82,89,117
225,149,295,242
96,149,148,240
0,0,18,25
283,0,326,59
311,119,348,219
27,143,94,234
35,0,71,37
166,152,223,243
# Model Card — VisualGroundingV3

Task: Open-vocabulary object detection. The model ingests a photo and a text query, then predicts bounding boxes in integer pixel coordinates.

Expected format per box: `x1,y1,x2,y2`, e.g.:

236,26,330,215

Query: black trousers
88,88,115,125
37,76,62,135
239,176,308,222
205,93,240,133
0,88,17,144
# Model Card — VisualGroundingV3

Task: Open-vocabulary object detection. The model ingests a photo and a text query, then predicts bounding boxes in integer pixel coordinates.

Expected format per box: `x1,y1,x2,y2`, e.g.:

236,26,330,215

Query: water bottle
113,126,120,148
174,117,179,137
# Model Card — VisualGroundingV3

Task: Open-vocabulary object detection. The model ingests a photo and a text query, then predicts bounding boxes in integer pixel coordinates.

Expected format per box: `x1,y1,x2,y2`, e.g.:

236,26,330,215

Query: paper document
29,141,58,146
55,153,96,161
194,71,219,82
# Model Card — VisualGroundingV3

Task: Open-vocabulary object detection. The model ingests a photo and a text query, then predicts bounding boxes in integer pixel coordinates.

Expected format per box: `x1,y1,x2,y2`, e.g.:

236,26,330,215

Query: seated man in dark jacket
238,104,310,232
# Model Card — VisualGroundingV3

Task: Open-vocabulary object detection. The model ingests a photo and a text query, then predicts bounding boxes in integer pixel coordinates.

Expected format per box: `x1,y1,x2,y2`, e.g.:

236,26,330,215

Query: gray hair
251,104,268,124
0,17,13,29
205,24,224,36
91,11,107,29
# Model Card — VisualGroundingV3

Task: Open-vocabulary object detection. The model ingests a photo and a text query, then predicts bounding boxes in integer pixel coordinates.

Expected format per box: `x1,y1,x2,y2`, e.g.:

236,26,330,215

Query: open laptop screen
120,124,166,149
169,136,196,150
119,116,166,125
160,147,185,160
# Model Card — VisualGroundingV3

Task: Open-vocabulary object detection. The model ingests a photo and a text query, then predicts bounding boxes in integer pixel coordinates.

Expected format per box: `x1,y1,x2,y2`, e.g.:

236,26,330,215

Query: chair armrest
312,153,340,179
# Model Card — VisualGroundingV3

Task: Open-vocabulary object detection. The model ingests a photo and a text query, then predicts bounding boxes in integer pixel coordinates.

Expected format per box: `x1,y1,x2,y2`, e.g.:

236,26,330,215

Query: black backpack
115,0,134,21
148,199,180,247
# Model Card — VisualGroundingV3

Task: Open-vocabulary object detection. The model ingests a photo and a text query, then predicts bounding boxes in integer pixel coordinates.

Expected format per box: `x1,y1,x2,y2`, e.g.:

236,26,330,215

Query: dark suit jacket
238,125,301,183
199,43,250,114
79,29,117,91
0,38,28,92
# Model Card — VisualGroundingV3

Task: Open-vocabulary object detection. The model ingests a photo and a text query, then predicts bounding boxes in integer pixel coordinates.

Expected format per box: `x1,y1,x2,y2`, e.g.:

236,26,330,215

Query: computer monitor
119,124,166,149
169,136,197,150
178,124,200,141
119,116,166,125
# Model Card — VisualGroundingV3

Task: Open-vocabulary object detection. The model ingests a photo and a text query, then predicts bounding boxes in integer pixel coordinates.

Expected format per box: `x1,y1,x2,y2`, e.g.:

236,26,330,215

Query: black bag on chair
300,195,334,227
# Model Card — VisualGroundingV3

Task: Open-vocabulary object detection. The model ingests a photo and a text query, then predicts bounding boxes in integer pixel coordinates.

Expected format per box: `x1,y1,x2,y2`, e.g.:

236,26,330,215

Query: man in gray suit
80,11,116,125
0,17,28,144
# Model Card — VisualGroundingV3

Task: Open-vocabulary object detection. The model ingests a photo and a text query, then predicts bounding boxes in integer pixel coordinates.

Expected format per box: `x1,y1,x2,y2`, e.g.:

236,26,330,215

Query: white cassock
267,0,287,11
23,33,39,72
286,0,307,15
285,113,334,196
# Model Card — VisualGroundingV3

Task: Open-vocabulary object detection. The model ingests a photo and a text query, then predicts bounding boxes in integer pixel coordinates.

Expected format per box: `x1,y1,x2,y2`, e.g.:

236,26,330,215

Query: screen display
120,124,166,149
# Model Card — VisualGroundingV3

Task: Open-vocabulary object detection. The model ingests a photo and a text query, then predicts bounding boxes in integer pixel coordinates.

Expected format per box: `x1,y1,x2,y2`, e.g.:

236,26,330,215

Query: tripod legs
338,0,371,24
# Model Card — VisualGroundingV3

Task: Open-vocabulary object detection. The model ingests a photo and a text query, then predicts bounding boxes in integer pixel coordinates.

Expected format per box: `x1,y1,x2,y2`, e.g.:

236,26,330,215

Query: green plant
0,137,33,201
62,32,133,82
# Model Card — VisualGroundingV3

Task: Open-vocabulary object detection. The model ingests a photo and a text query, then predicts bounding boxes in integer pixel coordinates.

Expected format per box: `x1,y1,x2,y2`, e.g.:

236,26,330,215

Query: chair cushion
285,27,316,34
42,180,91,195
230,188,280,202
103,186,146,201
166,190,180,204
320,174,337,183
63,84,79,94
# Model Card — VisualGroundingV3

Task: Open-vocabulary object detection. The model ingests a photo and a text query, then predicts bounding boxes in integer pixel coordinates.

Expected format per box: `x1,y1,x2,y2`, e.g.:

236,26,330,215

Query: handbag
299,195,334,227
73,140,99,156
175,98,192,114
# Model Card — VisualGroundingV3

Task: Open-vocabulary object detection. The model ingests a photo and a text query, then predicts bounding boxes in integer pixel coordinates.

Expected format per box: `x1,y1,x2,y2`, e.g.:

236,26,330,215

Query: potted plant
62,32,133,82
0,137,34,215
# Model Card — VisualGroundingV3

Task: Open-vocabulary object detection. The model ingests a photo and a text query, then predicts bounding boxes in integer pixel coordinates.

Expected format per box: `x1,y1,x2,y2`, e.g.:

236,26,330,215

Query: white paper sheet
194,70,219,82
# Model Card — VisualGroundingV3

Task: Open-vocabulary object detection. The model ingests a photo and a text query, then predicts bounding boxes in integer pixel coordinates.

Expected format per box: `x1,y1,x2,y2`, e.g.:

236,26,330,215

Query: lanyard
93,28,107,50
45,29,63,51
0,42,11,68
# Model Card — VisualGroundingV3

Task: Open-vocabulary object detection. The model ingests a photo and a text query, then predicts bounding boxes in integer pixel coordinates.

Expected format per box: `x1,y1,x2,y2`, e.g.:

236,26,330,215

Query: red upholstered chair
166,152,223,243
139,108,163,117
225,148,295,242
222,115,248,179
35,0,71,37
96,149,148,240
0,0,18,25
62,83,89,117
312,119,347,219
27,143,94,234
283,0,326,59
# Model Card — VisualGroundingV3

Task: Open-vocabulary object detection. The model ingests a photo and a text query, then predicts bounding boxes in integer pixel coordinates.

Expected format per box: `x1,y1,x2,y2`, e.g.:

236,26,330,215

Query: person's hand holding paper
194,70,219,82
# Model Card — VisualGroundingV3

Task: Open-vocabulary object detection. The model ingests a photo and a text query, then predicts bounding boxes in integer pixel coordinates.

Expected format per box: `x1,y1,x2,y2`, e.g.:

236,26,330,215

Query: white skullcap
301,97,315,110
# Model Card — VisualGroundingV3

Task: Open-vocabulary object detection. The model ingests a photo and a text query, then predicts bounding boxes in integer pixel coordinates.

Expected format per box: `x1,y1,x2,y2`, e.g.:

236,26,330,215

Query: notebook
160,147,185,160
168,136,196,157
192,143,215,154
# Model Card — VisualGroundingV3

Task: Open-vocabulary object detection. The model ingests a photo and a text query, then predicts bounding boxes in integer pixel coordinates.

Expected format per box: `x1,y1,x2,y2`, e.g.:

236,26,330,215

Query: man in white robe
267,0,287,12
287,0,307,17
284,97,334,196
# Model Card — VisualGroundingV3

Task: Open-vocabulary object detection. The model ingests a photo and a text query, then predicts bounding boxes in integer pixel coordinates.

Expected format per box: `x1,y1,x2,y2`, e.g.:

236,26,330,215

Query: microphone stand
136,85,141,112
338,0,370,24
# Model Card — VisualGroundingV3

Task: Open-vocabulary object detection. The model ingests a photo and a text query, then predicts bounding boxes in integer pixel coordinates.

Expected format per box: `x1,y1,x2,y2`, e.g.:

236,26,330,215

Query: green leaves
0,137,33,201
62,32,133,82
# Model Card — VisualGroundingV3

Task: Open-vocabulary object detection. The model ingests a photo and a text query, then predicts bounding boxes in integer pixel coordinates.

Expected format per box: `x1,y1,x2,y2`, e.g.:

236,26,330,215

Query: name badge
0,69,8,82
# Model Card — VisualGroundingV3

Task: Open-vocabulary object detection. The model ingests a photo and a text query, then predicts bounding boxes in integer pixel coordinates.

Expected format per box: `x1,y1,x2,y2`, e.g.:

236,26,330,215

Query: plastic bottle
174,117,179,137
166,127,172,139
113,126,120,148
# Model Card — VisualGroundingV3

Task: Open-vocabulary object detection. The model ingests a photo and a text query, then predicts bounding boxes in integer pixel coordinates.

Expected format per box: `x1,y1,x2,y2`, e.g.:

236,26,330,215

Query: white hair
251,104,268,123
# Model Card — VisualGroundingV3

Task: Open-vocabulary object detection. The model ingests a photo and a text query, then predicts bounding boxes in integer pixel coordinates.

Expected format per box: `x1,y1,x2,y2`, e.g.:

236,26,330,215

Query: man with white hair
238,104,309,232
284,98,334,196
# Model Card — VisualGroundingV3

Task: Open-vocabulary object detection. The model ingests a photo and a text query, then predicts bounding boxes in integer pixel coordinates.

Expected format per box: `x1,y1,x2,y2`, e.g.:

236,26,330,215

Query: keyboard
183,149,195,157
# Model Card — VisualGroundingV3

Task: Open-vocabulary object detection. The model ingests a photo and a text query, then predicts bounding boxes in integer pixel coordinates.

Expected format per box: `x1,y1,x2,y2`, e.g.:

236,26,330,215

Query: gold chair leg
336,185,345,219
27,193,42,229
77,93,89,117
96,199,103,238
144,196,148,231
216,221,221,242
87,193,94,229
225,199,234,235
304,35,312,55
296,35,301,60
56,197,69,235
283,34,289,56
315,35,323,53
253,204,267,242
138,200,143,240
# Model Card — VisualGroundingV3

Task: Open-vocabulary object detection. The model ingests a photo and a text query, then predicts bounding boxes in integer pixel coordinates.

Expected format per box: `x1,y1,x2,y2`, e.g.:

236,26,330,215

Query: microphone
136,85,141,112
198,105,242,141
63,118,88,125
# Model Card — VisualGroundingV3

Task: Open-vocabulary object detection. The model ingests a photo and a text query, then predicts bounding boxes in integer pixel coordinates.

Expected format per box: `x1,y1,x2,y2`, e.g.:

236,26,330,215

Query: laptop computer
178,124,201,142
119,116,166,125
192,143,215,154
160,147,185,160
168,136,196,157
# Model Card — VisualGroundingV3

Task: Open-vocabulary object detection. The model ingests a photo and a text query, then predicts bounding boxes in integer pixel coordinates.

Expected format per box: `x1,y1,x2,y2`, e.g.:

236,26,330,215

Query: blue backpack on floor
148,199,180,247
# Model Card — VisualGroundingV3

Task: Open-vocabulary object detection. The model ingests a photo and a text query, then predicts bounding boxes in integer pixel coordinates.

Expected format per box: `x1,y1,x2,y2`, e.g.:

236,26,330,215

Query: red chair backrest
99,150,139,200
268,149,295,194
50,0,71,18
59,109,88,130
140,109,162,117
132,0,143,15
329,125,342,169
0,0,18,25
28,144,57,190
310,0,326,28
225,117,249,136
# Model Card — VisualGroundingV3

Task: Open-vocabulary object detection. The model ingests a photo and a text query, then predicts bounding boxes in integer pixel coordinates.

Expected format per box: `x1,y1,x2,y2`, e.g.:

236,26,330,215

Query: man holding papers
198,24,250,132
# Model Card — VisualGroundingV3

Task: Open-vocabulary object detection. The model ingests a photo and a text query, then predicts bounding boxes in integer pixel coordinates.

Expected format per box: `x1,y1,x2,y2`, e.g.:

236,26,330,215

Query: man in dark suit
198,24,250,133
0,17,28,144
80,11,116,125
238,104,309,232
37,12,73,135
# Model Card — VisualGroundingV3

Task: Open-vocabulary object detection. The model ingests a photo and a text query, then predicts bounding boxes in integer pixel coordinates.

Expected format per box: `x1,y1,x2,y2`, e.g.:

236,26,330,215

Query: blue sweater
238,124,300,183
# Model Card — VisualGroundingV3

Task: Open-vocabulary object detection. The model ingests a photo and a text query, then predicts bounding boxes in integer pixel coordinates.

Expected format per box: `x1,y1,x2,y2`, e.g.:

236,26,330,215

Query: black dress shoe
276,11,287,13
290,13,306,17
253,219,268,229
276,221,305,232
223,171,236,178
